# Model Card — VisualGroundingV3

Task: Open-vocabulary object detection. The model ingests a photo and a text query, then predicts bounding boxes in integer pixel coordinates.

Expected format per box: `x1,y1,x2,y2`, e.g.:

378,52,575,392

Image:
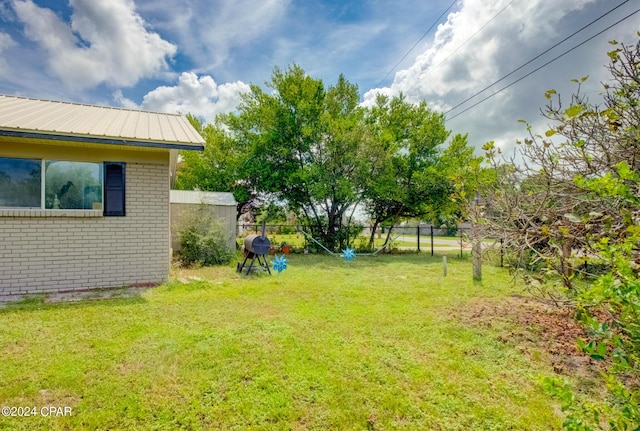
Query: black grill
237,222,272,275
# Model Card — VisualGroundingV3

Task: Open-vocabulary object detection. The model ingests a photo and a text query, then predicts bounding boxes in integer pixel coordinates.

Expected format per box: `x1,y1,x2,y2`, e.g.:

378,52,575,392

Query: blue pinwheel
342,246,356,261
271,254,288,273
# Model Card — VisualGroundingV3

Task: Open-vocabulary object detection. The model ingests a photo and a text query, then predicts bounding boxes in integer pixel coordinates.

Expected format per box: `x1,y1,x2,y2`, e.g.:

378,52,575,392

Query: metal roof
170,190,237,206
0,95,204,150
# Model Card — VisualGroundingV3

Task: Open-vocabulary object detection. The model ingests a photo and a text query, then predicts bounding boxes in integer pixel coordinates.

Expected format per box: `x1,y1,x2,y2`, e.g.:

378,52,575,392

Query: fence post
430,226,434,256
417,226,420,252
460,227,463,258
500,238,504,267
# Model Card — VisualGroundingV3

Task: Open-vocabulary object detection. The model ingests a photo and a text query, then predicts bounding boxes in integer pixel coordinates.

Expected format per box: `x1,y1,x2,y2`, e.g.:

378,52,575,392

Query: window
0,157,125,215
0,157,41,208
45,161,103,210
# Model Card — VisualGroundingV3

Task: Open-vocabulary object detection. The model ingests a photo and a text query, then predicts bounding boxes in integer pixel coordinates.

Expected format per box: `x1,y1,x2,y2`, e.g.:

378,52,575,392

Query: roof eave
0,129,205,151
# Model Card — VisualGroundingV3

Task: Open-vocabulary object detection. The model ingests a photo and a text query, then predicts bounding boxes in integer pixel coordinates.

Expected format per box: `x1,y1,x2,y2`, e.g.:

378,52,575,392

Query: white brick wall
0,162,170,296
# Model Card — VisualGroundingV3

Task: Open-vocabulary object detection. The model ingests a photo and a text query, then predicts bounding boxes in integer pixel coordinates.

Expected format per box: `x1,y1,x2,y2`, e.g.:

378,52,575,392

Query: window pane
0,157,41,208
45,161,103,210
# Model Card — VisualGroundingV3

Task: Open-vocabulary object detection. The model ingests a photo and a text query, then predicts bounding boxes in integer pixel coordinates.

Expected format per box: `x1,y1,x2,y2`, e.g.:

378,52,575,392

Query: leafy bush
483,38,640,429
176,207,234,266
279,225,296,235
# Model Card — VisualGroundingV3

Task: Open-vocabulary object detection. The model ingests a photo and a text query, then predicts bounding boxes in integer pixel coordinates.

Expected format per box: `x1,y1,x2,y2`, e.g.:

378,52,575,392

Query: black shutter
104,162,125,216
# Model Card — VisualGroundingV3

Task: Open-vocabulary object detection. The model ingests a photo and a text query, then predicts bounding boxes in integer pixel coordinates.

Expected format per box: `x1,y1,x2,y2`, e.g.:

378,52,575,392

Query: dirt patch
452,295,604,380
0,285,152,308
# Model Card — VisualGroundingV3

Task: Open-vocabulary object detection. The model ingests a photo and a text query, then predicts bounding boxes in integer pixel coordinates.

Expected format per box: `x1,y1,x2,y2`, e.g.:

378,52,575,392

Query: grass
0,254,565,430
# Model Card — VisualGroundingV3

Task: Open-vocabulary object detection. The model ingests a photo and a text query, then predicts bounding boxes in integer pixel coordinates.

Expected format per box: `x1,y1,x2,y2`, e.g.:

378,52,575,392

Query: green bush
279,225,296,234
177,207,234,266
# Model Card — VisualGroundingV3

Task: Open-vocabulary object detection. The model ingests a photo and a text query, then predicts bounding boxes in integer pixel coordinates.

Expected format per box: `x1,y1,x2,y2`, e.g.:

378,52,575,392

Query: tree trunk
383,225,395,249
561,239,573,288
368,219,381,249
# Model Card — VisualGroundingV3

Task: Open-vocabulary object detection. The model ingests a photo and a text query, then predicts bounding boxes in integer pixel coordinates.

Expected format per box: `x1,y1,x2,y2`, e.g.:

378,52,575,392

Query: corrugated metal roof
170,190,237,206
0,95,204,149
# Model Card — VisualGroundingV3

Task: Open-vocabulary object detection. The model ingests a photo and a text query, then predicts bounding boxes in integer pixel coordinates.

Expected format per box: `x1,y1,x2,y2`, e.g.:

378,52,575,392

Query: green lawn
0,255,568,430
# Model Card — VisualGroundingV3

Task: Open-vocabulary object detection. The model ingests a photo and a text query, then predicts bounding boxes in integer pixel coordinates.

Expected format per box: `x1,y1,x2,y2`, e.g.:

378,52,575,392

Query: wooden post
472,240,482,281
472,191,482,281
417,226,420,252
430,226,434,256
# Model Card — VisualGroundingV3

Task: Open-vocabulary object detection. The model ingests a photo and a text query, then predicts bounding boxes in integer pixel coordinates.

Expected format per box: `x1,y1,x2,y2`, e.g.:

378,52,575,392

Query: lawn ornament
271,254,288,273
342,246,356,261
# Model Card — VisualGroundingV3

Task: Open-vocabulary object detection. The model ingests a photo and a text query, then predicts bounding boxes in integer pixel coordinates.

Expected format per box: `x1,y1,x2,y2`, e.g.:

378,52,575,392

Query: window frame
0,157,126,216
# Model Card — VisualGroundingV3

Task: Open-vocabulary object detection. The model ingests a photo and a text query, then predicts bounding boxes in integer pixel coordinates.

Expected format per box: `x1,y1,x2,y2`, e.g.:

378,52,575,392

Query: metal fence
238,224,504,262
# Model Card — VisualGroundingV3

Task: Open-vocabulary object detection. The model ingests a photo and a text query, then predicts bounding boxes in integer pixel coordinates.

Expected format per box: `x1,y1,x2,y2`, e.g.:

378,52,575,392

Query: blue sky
0,0,638,151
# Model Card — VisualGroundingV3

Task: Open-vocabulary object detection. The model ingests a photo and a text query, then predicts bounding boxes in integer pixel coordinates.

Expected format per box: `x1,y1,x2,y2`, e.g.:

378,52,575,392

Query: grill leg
245,255,258,274
237,256,250,273
257,255,271,275
239,252,272,275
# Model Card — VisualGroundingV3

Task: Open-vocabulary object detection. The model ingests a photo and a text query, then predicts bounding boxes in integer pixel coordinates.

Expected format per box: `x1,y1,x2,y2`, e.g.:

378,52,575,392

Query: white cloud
148,0,290,73
0,31,15,76
366,0,598,104
12,0,176,90
137,72,250,120
0,31,14,50
361,0,640,151
112,89,139,109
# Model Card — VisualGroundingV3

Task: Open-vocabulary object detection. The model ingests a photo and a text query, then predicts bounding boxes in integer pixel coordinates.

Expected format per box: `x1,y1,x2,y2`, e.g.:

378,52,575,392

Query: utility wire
374,0,457,88
445,6,640,121
406,0,518,93
444,0,630,116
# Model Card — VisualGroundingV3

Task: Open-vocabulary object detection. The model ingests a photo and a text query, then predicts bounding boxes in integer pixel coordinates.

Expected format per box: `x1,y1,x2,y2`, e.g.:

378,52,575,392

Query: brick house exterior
0,96,204,297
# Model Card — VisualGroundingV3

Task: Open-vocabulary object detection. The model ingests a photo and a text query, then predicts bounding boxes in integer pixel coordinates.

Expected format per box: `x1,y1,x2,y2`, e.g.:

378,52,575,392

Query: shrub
483,38,640,429
176,206,234,266
279,225,296,234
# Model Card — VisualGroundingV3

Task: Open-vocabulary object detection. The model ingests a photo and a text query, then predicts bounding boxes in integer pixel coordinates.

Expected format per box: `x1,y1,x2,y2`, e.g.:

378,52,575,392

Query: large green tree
225,65,368,251
176,66,478,253
362,93,475,247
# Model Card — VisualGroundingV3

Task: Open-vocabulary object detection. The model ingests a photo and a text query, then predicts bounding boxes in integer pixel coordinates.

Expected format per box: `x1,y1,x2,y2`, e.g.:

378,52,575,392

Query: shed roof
0,95,204,151
170,190,237,206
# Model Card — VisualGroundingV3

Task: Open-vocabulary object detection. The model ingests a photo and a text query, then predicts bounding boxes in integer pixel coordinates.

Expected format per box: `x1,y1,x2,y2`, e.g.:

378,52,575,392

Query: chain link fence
238,223,505,264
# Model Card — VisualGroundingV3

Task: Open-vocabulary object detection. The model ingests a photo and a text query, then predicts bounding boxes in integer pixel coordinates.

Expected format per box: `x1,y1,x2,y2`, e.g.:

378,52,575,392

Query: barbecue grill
237,222,272,275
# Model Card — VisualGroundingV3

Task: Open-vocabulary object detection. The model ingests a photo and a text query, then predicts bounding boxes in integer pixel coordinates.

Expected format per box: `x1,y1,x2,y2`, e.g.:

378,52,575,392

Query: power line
444,0,630,116
445,6,640,122
406,0,518,93
374,0,457,88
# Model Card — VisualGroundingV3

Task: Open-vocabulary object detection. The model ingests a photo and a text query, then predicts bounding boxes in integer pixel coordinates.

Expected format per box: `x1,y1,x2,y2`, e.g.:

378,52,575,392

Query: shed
170,190,237,252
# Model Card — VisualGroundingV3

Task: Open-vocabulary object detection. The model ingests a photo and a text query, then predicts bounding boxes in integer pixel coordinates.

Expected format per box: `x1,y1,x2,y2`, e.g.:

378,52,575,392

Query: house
169,190,237,252
0,95,204,298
